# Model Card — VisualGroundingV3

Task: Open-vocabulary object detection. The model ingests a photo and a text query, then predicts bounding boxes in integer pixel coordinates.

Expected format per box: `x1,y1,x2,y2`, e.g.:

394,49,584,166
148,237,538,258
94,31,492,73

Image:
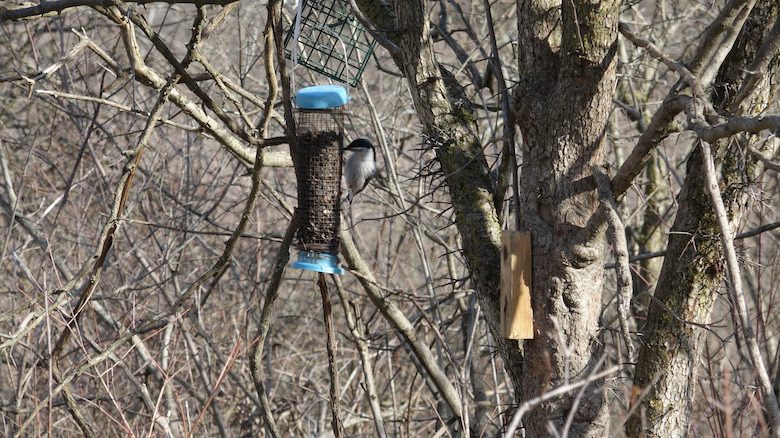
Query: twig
1,0,238,22
593,167,635,362
604,220,780,268
50,6,206,361
688,0,757,88
189,340,242,437
700,141,780,436
53,364,98,438
560,355,607,437
318,274,344,438
359,82,462,427
612,42,779,198
339,230,464,419
112,0,262,146
347,0,401,57
618,22,722,127
692,116,780,143
15,312,174,437
25,37,90,86
611,0,758,197
503,365,621,437
249,216,296,438
34,89,199,131
9,7,280,435
193,49,256,130
248,4,286,435
618,23,705,99
49,64,175,359
481,0,519,228
610,95,686,197
101,5,258,166
749,146,780,173
333,277,388,438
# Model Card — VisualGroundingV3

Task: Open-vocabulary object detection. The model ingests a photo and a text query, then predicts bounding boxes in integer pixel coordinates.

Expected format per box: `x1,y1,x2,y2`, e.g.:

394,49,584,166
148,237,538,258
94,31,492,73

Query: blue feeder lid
291,250,345,275
295,85,350,110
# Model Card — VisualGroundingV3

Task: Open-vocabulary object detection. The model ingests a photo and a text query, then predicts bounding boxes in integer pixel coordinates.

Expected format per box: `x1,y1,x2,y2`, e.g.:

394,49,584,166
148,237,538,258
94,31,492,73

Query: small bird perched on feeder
344,138,377,203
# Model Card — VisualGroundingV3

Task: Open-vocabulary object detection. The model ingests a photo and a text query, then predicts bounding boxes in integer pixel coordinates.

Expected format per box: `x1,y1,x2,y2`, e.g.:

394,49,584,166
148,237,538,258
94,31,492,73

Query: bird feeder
284,0,377,86
500,231,534,339
290,85,350,275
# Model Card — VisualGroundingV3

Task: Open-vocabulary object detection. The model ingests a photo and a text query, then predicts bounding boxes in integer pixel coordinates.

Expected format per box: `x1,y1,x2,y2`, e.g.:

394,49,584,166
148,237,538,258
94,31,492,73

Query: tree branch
610,95,685,197
317,274,345,438
730,14,780,110
593,167,635,362
340,229,464,419
333,276,388,438
692,115,780,143
0,0,237,22
700,140,780,436
50,8,207,360
503,364,621,438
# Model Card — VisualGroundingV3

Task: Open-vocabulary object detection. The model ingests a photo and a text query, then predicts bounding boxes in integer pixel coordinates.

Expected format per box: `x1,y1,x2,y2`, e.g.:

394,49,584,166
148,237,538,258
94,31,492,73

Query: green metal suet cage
285,0,377,87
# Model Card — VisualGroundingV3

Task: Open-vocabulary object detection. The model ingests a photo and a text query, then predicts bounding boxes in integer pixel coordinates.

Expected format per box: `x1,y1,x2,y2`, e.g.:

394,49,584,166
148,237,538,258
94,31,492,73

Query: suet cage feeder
290,85,350,275
284,0,377,86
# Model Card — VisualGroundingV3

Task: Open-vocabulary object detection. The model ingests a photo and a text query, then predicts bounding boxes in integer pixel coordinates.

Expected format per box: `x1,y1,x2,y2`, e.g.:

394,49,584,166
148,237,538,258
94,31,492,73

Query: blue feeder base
291,250,345,275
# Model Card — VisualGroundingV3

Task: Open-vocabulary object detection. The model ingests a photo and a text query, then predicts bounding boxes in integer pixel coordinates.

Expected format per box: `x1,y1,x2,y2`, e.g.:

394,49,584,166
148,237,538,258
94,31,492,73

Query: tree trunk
634,152,666,314
627,4,779,436
512,1,621,436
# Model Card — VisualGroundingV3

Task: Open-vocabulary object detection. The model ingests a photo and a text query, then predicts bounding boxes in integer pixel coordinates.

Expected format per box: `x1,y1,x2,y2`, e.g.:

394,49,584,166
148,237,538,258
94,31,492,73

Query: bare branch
618,23,705,98
700,140,780,436
348,0,401,57
111,0,262,147
35,89,200,131
333,276,388,438
503,365,621,438
0,0,237,22
340,229,464,419
50,8,207,360
611,95,686,197
692,115,780,143
593,167,635,362
688,0,758,88
247,3,286,436
317,274,345,438
604,220,780,268
613,16,779,198
249,216,295,438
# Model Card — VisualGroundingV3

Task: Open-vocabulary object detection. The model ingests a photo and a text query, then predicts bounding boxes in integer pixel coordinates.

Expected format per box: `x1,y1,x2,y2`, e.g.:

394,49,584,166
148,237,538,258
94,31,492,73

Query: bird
343,138,377,204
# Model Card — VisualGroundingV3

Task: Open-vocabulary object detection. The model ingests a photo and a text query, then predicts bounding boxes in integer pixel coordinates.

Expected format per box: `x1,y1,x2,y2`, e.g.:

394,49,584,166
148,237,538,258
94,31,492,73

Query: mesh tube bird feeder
290,85,350,275
286,0,370,273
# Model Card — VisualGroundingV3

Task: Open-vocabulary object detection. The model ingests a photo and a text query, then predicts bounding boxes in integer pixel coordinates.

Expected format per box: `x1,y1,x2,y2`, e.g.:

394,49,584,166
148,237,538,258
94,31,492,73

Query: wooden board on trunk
500,231,534,339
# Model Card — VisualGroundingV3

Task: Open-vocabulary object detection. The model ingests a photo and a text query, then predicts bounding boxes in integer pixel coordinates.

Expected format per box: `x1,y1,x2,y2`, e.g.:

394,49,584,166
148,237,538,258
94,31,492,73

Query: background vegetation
1,0,779,436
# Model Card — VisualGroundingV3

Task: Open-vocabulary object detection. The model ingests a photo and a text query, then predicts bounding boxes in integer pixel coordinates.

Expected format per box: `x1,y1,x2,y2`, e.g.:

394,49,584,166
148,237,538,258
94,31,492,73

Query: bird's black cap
345,138,374,151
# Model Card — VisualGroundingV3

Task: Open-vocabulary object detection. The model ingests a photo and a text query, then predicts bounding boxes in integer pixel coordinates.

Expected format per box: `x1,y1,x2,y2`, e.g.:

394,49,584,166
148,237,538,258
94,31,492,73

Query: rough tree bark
512,1,621,436
628,4,779,437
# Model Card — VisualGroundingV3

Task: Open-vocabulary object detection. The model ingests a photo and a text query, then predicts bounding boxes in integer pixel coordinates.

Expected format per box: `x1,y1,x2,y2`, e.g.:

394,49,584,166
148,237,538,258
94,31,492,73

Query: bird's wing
356,174,373,194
